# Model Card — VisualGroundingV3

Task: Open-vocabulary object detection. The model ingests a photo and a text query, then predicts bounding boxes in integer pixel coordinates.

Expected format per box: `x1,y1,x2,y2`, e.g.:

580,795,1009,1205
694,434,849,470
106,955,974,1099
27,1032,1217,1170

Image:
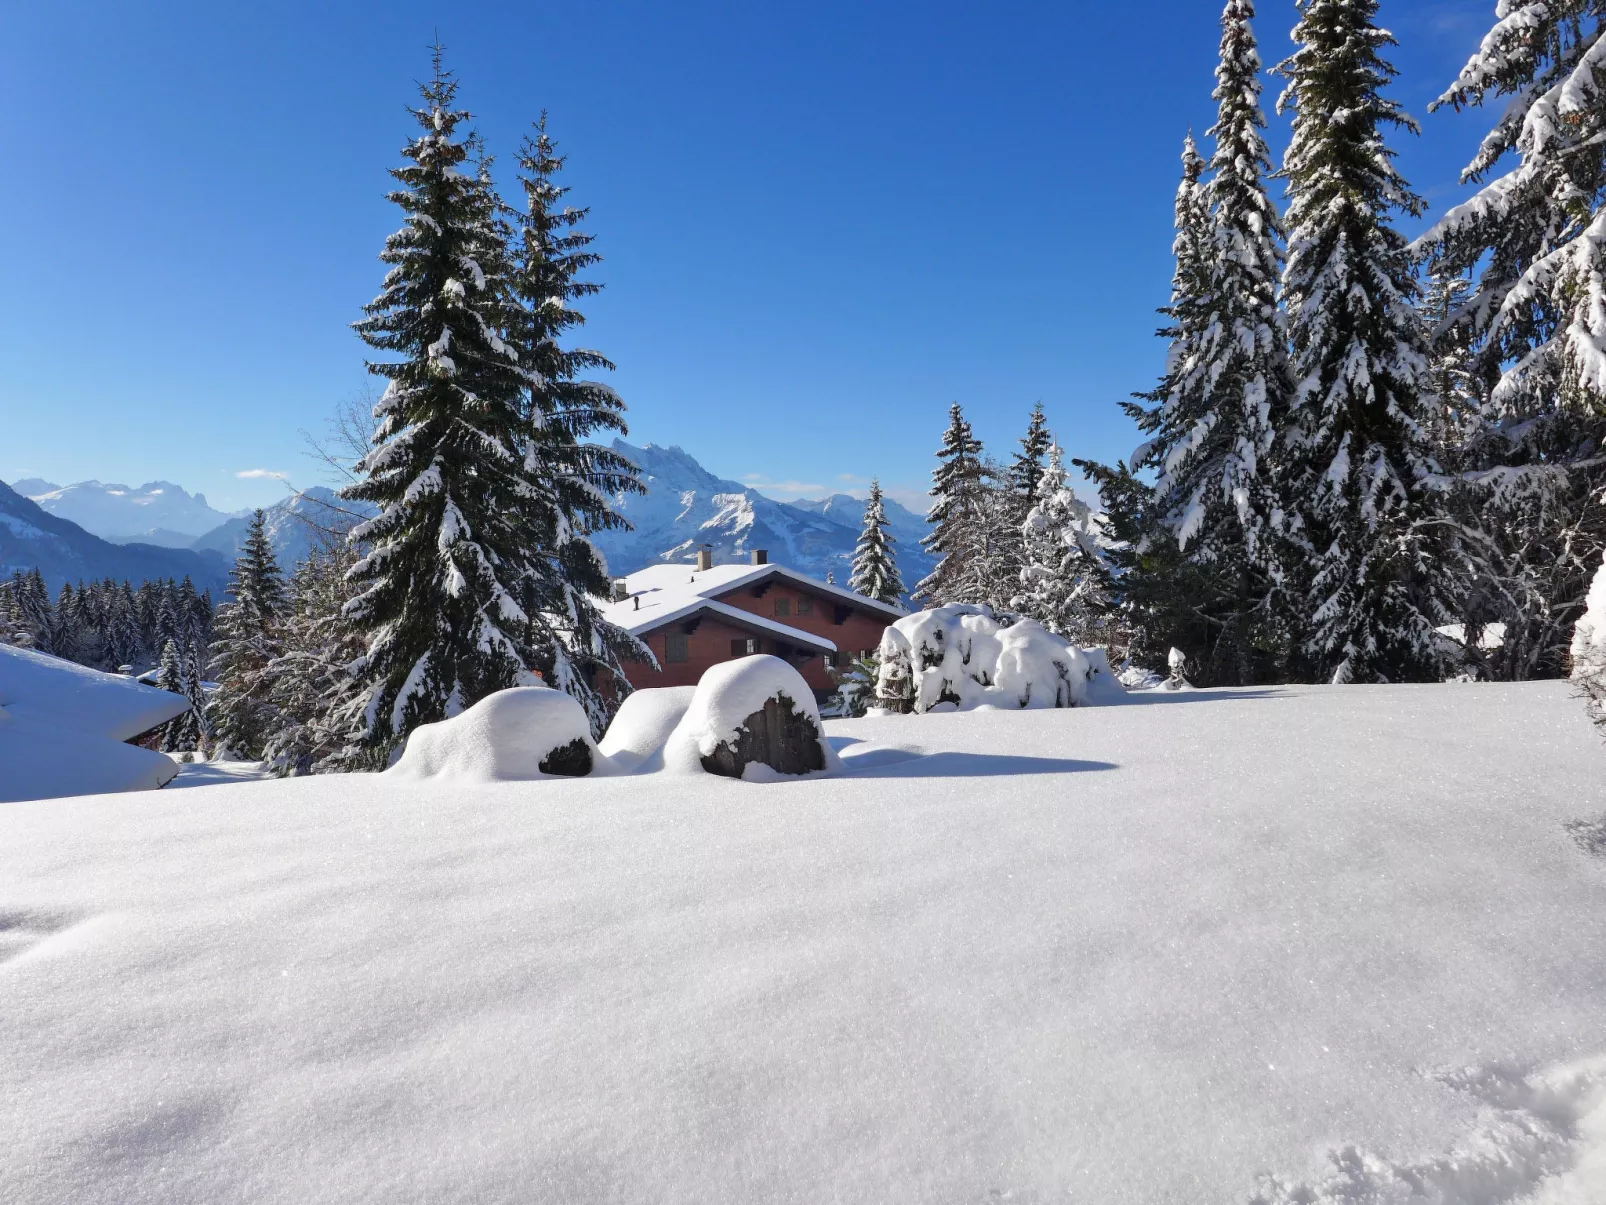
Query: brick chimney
751,549,768,566
696,546,713,572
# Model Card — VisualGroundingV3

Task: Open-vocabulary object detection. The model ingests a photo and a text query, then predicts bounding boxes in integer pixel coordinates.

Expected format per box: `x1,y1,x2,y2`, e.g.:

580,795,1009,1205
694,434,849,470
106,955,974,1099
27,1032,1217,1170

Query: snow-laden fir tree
154,639,190,753
1014,443,1110,646
262,537,374,775
1173,0,1287,566
342,52,602,750
914,404,994,607
989,404,1056,606
849,479,905,605
209,509,285,759
173,639,209,754
1273,0,1453,684
1412,2,1606,680
504,113,648,728
1083,137,1236,679
1135,0,1293,682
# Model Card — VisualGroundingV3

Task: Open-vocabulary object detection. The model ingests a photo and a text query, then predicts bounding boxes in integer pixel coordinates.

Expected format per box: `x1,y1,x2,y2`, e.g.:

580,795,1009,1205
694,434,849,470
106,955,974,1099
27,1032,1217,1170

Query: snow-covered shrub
1081,648,1130,706
1571,557,1606,726
824,653,878,719
874,604,1098,713
597,687,696,773
387,687,603,782
663,656,836,778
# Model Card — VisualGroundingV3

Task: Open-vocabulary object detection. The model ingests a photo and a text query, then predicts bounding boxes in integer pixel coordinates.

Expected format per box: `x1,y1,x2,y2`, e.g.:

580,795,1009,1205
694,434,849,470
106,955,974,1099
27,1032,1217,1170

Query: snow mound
1081,647,1130,705
1249,1054,1606,1205
388,687,605,782
877,605,1095,712
597,687,696,772
1572,556,1606,722
0,645,188,802
662,655,838,775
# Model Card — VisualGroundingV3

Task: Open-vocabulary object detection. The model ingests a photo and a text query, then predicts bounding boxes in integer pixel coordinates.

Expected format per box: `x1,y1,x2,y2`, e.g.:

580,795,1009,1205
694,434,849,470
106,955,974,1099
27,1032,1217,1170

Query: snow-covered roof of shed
0,644,190,741
0,644,188,802
598,562,905,645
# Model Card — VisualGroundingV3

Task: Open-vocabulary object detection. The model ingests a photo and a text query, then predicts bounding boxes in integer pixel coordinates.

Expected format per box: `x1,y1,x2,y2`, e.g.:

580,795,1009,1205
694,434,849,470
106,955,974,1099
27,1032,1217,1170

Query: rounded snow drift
664,656,835,779
597,686,697,773
388,687,601,782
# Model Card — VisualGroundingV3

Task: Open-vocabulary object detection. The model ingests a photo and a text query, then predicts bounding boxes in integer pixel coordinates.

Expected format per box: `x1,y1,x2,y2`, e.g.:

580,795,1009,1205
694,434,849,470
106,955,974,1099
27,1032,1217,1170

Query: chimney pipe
696,546,713,572
751,549,768,566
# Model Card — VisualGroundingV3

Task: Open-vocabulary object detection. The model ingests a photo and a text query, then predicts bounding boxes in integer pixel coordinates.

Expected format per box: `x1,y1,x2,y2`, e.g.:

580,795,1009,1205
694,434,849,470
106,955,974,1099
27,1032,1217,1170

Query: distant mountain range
593,440,934,590
16,479,237,547
0,481,229,592
4,443,934,596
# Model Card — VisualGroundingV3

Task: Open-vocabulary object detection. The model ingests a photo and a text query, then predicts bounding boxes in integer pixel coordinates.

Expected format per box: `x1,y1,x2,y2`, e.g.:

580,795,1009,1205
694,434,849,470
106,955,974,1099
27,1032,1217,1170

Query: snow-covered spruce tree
209,509,285,759
1015,444,1110,646
173,640,209,754
1273,0,1456,684
1157,0,1291,679
1086,137,1246,680
914,404,994,607
505,113,649,729
849,479,905,605
154,639,189,753
1413,2,1606,680
342,53,579,752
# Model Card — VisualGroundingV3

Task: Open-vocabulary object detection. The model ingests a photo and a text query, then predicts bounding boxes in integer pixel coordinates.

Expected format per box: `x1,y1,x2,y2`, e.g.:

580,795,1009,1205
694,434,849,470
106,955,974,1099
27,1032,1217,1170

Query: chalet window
797,597,814,617
730,638,758,657
664,632,690,664
774,598,792,617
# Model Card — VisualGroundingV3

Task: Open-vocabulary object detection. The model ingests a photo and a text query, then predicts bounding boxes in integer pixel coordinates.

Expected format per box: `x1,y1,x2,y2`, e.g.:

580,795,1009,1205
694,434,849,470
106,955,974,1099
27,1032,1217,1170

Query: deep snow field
3,682,1605,1204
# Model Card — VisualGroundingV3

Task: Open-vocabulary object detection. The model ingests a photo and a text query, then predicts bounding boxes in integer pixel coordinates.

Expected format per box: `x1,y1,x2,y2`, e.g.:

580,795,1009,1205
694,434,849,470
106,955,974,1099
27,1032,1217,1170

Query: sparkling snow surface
3,683,1605,1204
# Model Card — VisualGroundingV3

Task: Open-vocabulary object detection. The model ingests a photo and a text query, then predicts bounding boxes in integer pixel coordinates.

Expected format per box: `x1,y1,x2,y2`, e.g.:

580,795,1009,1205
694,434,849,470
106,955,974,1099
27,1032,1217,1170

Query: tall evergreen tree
1141,0,1292,682
1273,0,1453,683
1008,403,1054,513
849,480,905,605
342,51,572,751
154,639,190,753
914,404,993,606
209,510,286,758
1413,2,1606,679
504,113,649,730
1084,137,1242,679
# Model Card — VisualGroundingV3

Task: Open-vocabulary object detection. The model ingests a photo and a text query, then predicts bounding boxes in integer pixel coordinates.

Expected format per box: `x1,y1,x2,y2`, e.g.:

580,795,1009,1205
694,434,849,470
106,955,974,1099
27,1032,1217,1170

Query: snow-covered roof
599,562,905,648
0,644,189,802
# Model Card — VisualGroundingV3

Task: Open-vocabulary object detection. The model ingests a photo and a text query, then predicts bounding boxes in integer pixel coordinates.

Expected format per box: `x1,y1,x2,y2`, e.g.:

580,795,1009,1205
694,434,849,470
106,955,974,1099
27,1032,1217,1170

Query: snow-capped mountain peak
16,479,238,547
594,440,933,589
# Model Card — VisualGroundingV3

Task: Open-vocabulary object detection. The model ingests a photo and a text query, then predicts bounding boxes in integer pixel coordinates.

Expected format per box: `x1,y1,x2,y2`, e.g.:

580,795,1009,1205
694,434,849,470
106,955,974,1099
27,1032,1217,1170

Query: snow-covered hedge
875,605,1113,713
663,655,838,778
1572,556,1606,724
388,687,603,782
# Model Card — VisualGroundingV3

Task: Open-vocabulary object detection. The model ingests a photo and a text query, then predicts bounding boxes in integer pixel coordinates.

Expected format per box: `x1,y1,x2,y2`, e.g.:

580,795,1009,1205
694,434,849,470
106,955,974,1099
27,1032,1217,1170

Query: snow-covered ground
3,682,1604,1204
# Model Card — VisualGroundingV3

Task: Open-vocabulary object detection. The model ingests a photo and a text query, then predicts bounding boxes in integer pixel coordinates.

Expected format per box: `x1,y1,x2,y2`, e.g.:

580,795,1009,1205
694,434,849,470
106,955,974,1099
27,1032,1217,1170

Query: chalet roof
598,562,906,649
0,644,190,802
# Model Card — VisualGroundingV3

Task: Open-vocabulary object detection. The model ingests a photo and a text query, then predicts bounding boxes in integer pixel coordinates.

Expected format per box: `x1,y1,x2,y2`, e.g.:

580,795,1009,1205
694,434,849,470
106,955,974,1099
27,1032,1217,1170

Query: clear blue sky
3,0,1496,514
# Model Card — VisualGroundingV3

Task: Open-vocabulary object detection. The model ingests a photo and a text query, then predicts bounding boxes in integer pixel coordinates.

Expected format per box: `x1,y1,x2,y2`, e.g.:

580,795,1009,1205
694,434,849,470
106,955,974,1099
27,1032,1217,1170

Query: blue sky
3,0,1498,514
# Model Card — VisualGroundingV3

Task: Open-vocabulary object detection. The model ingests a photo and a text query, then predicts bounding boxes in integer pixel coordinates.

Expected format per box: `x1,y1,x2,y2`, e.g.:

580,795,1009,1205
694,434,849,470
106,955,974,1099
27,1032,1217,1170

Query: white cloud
741,474,828,500
235,469,288,480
